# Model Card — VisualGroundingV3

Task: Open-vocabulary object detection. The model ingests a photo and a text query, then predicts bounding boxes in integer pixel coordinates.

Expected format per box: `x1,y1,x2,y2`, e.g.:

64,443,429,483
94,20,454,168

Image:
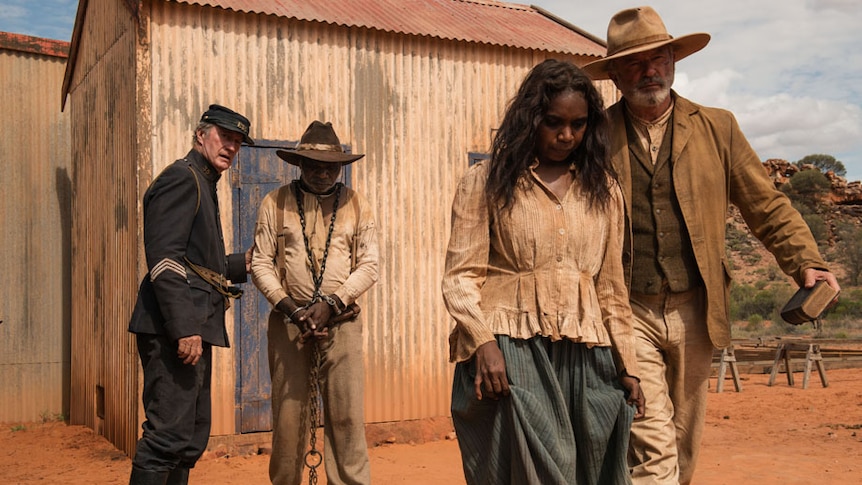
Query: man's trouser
627,287,714,485
267,310,371,485
132,333,212,472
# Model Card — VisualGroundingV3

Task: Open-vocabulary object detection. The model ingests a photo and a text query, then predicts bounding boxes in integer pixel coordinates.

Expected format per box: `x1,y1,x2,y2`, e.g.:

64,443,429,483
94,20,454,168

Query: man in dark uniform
128,104,254,485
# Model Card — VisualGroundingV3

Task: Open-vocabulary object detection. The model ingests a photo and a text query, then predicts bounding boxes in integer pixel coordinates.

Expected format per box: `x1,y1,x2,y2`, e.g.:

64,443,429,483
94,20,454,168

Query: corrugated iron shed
0,32,71,423
175,0,606,55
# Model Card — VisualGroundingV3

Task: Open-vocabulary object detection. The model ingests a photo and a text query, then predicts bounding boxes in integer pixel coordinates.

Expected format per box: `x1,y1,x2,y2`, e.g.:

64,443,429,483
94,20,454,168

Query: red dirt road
2,369,860,484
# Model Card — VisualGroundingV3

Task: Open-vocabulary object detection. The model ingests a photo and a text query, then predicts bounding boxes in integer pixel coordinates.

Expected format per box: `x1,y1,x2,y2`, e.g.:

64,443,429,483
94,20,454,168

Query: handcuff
320,294,343,316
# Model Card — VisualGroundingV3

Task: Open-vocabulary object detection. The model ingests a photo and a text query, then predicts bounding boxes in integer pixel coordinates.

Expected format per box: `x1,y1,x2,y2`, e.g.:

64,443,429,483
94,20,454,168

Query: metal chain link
295,181,342,300
294,180,342,484
304,344,323,484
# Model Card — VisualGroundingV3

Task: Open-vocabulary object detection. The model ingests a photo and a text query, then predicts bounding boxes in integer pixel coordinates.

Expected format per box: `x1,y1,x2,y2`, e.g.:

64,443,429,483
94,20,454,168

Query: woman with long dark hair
442,59,644,484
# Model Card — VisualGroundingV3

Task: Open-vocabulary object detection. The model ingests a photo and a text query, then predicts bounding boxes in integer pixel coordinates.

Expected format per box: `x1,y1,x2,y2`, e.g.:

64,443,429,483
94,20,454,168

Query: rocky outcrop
762,158,862,205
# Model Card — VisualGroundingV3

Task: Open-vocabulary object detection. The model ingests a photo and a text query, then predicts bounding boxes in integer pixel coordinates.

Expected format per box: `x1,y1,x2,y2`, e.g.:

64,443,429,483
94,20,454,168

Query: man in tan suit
584,7,839,484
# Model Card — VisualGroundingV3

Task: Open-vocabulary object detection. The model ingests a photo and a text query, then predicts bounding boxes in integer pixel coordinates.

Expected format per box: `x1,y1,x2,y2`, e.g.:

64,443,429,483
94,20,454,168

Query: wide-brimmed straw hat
276,121,364,166
582,6,710,80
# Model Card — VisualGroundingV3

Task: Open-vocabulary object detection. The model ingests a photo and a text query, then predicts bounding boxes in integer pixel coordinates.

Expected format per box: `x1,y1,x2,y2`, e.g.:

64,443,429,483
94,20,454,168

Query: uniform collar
187,149,221,183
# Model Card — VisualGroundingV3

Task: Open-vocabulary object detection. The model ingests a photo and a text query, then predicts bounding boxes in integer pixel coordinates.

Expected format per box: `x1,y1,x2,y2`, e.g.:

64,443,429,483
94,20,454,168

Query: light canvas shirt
627,101,673,165
251,182,379,308
442,161,638,376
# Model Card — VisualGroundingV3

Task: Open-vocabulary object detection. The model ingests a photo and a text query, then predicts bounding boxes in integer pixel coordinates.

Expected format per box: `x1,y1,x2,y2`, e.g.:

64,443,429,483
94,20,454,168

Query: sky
2,0,861,180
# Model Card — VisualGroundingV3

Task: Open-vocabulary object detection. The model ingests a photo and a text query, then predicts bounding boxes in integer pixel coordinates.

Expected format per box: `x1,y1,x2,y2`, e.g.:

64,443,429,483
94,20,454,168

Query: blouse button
558,228,565,235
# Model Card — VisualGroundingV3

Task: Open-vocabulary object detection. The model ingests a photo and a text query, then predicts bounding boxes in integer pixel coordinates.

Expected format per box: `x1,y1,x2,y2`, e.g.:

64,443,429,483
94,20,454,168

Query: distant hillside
727,159,862,286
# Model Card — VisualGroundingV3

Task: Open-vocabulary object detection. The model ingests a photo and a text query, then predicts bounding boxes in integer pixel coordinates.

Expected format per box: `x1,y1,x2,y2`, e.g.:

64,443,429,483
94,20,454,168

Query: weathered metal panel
0,35,71,423
175,0,606,57
67,0,141,455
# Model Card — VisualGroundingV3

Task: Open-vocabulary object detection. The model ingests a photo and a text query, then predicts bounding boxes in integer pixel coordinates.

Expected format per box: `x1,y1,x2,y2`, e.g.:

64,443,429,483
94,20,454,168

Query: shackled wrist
288,306,305,323
276,296,298,315
321,294,343,315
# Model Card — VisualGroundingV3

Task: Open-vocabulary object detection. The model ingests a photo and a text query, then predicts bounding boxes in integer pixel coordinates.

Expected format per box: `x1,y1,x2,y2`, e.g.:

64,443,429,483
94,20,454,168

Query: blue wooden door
231,140,352,433
231,139,296,433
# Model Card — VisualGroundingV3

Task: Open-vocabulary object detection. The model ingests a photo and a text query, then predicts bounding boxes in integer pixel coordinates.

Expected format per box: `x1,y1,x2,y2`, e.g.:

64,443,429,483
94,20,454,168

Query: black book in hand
780,281,839,325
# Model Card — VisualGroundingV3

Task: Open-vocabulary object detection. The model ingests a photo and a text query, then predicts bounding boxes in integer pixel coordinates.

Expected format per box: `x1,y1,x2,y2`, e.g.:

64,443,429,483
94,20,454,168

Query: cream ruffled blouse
442,161,638,377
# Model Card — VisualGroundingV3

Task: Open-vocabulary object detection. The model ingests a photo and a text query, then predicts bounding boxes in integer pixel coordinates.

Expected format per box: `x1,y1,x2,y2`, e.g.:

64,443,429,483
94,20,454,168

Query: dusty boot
165,467,190,485
129,466,168,485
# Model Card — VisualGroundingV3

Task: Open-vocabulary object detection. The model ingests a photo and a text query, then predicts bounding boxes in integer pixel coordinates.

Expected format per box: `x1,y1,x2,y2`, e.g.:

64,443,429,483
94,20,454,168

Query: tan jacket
609,92,827,348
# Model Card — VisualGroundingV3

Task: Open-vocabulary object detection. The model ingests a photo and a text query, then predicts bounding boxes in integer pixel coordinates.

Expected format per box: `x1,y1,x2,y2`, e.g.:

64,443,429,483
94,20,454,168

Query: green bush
730,282,795,323
802,214,828,244
788,170,831,197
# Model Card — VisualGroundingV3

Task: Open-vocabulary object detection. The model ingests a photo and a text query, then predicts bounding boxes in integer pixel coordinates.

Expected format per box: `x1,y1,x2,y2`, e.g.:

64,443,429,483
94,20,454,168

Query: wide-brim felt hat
276,121,365,166
582,6,710,80
200,104,254,145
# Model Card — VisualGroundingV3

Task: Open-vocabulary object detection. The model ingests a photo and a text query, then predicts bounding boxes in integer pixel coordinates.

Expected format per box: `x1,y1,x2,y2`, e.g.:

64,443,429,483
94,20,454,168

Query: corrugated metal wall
147,2,618,429
0,44,71,423
67,0,141,454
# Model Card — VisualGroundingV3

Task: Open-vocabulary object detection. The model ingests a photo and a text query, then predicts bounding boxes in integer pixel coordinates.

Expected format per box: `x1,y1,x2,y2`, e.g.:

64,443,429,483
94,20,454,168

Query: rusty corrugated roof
0,31,69,58
173,0,605,56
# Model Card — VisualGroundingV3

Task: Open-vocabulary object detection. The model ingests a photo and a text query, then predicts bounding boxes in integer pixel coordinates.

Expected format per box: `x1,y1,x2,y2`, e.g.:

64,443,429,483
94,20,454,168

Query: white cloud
676,68,862,178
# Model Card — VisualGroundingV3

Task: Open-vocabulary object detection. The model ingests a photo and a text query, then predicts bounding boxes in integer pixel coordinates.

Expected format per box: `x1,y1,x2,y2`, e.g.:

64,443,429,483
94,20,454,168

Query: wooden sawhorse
767,342,829,389
715,345,743,393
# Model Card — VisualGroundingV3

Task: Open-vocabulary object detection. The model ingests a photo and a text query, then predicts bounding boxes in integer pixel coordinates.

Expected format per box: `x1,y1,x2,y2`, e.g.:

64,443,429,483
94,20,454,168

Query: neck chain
298,178,340,198
294,180,342,298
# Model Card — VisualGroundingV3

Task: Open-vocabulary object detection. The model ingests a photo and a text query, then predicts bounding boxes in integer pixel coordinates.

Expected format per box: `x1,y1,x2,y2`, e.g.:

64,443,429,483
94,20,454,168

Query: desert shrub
836,224,862,285
726,223,754,253
747,314,763,327
788,169,831,197
802,214,829,244
743,253,762,265
730,282,795,323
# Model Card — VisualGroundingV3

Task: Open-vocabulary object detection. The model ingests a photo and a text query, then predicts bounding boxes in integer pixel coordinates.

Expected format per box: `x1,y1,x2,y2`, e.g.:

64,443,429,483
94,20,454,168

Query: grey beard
632,86,671,107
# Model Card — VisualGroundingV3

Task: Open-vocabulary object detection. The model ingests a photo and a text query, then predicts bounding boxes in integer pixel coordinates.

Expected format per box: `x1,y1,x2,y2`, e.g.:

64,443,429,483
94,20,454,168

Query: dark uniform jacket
129,149,247,347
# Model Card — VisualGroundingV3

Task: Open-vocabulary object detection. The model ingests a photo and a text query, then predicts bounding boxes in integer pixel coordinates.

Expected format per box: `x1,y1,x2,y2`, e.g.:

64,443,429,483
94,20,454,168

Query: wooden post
716,345,743,393
802,344,829,389
767,344,785,387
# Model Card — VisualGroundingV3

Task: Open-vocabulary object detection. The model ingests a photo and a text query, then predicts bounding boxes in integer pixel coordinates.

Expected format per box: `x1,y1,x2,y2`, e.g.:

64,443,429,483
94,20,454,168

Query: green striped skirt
451,335,633,485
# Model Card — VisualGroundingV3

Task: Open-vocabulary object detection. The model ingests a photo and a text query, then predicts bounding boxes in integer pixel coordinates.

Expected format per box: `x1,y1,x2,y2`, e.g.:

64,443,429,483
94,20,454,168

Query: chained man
251,121,379,485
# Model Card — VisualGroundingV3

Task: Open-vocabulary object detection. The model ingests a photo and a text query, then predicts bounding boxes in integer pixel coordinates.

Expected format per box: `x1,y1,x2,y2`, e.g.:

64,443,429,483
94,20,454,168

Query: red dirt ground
2,369,861,484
